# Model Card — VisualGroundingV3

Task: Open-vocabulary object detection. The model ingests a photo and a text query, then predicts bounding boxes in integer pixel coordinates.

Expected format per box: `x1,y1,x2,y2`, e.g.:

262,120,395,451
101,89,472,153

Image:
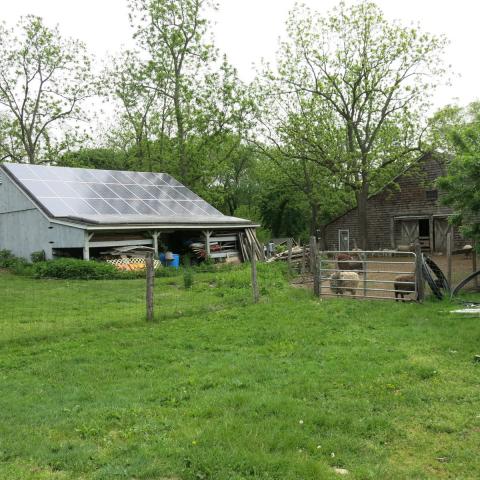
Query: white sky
1,0,478,110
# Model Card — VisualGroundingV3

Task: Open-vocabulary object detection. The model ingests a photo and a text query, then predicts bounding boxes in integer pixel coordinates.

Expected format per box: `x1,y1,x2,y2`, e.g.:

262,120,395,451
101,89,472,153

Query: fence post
145,252,155,321
310,236,321,297
251,242,260,303
415,242,425,302
287,238,293,274
447,231,453,287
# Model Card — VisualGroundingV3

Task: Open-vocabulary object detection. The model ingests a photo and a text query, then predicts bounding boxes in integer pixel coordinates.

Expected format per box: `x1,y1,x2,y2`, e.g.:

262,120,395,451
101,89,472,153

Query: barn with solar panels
0,163,260,264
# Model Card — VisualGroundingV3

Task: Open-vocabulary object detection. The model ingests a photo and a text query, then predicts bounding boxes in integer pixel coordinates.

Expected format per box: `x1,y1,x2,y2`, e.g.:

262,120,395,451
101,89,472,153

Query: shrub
183,269,194,289
33,258,118,280
31,250,46,263
0,250,31,275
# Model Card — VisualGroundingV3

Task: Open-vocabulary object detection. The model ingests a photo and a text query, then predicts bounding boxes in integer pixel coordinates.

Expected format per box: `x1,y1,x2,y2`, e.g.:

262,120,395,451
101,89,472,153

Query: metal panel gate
316,250,418,301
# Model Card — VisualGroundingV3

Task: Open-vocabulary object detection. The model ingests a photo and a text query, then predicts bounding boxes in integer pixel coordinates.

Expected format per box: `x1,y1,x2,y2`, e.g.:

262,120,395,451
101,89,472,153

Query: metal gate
316,250,418,301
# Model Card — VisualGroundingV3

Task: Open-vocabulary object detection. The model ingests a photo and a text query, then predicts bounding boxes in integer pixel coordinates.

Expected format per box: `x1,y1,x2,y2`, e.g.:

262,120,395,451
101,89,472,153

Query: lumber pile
266,246,310,271
238,228,264,262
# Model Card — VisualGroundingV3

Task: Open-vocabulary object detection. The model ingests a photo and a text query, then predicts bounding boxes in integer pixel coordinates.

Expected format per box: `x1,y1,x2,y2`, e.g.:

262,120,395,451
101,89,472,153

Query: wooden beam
251,242,259,303
152,232,160,258
89,239,154,248
83,232,93,261
203,230,212,258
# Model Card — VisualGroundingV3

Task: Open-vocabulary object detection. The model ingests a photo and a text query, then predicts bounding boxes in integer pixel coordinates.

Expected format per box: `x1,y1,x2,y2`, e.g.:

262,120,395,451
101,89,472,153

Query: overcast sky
1,0,478,110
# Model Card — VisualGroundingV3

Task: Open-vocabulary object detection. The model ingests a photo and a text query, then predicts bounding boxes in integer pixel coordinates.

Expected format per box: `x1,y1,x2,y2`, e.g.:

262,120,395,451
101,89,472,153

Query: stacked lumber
266,246,309,265
239,228,264,262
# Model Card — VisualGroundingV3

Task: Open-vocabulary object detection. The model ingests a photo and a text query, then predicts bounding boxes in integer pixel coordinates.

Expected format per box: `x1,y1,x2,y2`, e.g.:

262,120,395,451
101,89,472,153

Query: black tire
451,270,480,297
422,255,450,300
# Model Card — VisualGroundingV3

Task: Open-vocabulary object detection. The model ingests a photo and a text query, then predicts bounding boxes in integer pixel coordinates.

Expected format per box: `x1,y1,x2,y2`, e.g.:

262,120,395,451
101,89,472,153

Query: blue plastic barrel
159,253,180,269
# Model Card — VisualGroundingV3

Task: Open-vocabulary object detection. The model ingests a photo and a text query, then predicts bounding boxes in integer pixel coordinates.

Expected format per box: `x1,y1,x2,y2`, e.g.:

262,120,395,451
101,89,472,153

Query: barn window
426,190,438,201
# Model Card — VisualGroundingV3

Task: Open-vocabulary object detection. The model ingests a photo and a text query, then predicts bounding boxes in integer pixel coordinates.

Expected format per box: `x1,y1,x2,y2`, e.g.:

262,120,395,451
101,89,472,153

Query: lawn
0,264,479,479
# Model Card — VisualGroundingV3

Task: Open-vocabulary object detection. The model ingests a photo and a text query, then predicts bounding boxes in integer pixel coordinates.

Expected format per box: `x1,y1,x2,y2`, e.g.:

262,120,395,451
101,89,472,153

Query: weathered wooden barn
0,163,258,261
324,154,467,253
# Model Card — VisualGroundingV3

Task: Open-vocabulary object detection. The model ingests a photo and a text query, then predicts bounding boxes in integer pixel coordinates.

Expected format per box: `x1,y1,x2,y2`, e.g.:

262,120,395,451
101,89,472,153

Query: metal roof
2,163,254,228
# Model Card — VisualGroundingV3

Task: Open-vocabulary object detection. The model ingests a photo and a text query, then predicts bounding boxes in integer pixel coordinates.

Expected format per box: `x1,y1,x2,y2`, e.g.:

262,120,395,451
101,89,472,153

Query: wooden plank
287,238,293,274
89,239,154,248
251,242,259,303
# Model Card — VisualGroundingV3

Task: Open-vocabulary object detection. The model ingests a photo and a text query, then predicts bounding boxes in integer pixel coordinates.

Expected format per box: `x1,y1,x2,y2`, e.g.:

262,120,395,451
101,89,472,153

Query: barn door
400,220,419,245
338,229,350,251
434,218,449,253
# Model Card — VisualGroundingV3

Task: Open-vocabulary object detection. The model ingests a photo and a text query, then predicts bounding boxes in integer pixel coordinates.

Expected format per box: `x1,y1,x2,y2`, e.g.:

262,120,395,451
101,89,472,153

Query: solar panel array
4,163,223,220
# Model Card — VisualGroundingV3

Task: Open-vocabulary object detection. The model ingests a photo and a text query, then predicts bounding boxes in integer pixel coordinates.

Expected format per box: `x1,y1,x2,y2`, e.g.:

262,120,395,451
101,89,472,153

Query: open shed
0,163,259,263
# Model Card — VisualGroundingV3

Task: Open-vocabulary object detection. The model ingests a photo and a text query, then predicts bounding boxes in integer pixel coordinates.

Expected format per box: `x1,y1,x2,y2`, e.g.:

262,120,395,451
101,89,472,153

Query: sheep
336,253,363,273
394,274,416,302
329,271,360,296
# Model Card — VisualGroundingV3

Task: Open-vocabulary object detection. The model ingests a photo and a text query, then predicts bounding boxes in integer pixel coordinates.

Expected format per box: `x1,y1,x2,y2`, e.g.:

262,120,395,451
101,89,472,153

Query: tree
128,0,215,184
437,102,480,241
102,50,168,172
0,16,94,164
269,1,446,248
254,63,353,236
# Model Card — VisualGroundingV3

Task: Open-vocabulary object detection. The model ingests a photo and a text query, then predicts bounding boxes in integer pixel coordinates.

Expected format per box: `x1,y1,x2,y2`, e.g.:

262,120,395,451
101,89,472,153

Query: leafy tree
102,51,165,172
437,102,480,241
128,0,215,183
268,1,446,248
0,16,94,164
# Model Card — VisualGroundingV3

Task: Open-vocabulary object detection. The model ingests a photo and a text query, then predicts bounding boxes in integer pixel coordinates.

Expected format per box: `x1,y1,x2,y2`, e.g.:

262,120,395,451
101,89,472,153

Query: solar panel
3,163,226,223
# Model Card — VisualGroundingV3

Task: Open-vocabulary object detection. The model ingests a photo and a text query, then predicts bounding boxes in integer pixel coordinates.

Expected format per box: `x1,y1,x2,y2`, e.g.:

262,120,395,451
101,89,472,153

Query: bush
0,250,31,275
183,269,194,289
31,250,46,263
33,258,118,280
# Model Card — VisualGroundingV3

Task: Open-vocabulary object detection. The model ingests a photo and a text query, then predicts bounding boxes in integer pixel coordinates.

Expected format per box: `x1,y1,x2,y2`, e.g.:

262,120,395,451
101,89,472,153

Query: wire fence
0,261,286,345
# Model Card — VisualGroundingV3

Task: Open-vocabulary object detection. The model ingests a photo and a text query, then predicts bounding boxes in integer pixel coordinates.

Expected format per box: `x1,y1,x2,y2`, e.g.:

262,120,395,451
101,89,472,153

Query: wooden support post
287,238,293,274
310,236,320,297
83,232,93,261
203,230,211,258
447,231,453,287
152,232,160,258
415,242,425,302
145,252,155,322
251,242,259,303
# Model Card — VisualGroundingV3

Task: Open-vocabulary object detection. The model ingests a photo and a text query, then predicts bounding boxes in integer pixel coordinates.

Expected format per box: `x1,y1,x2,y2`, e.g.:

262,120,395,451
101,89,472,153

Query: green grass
0,264,479,479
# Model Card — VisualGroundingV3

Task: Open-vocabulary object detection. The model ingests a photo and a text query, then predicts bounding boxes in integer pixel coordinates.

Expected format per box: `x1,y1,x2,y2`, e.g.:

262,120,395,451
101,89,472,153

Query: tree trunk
173,74,187,183
356,182,369,250
309,202,319,236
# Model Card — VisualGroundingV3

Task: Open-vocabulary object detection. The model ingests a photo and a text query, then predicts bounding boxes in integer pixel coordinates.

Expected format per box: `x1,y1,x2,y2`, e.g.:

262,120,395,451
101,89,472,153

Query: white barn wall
0,172,85,260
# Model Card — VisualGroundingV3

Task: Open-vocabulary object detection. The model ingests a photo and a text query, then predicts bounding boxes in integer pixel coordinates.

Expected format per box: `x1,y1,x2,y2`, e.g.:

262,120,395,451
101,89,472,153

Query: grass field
0,264,479,479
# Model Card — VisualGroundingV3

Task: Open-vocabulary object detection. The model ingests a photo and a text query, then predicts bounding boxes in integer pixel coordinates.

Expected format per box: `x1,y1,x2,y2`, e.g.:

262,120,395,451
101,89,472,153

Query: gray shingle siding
324,156,467,252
